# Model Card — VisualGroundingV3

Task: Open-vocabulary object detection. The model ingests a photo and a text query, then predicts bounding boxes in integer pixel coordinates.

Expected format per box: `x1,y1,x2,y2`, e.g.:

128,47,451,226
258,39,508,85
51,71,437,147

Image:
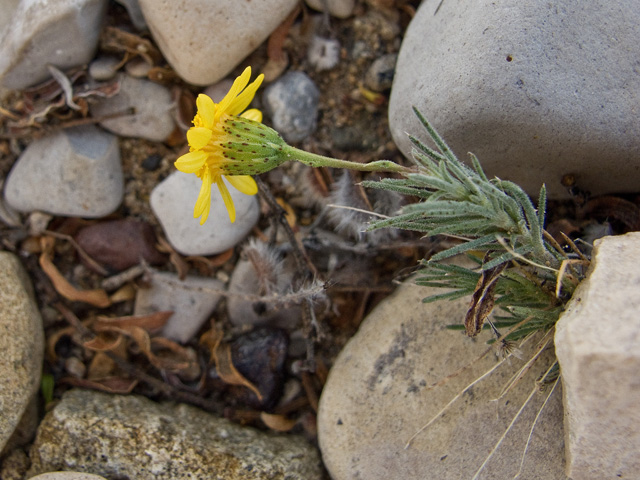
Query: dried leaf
39,237,112,307
109,283,136,303
94,311,172,333
156,236,189,279
46,325,76,361
100,26,162,65
260,412,297,432
205,329,264,402
464,259,508,337
62,376,138,394
83,332,123,352
88,351,119,379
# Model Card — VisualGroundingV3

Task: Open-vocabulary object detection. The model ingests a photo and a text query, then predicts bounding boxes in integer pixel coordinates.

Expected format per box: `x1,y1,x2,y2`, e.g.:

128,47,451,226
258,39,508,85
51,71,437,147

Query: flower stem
282,145,412,175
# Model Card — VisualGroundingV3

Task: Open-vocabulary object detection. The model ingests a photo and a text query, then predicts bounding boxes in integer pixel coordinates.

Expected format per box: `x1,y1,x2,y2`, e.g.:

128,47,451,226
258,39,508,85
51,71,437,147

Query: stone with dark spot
75,219,166,273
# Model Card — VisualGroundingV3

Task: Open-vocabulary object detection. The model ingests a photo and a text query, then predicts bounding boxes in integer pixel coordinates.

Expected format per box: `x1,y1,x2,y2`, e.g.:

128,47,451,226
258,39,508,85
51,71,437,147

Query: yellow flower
175,67,268,225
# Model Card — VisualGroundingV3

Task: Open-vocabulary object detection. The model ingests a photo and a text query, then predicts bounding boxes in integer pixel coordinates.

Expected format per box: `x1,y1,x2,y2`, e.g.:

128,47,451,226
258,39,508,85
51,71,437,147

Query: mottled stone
263,71,320,143
138,0,299,85
555,232,640,480
4,126,123,218
318,268,565,479
0,0,107,89
0,253,44,452
28,389,323,479
389,0,640,198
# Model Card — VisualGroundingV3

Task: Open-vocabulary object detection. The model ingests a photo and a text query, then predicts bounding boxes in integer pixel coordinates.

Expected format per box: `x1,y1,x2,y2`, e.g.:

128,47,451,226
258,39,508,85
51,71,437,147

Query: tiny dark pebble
228,327,289,410
141,153,162,171
75,218,167,273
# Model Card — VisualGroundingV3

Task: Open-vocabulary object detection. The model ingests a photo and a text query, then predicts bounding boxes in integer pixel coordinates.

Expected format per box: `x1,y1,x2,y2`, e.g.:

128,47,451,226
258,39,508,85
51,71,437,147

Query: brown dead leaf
62,376,138,394
464,259,508,337
100,26,162,66
109,283,136,303
94,311,172,333
83,332,123,352
156,236,189,279
39,236,111,307
46,325,76,361
260,412,297,432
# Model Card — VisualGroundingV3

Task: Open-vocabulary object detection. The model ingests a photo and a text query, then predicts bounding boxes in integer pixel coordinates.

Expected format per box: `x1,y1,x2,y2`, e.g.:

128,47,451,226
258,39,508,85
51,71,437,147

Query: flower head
175,67,285,224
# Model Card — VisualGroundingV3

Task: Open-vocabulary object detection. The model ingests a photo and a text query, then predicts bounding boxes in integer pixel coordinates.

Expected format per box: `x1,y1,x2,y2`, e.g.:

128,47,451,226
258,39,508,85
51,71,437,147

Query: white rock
30,473,107,480
134,271,224,343
0,252,44,452
28,389,323,479
88,56,120,81
555,232,640,480
318,272,565,479
0,0,107,90
4,126,123,218
150,171,260,256
389,0,640,198
138,0,299,86
90,74,175,142
305,0,355,18
307,36,341,71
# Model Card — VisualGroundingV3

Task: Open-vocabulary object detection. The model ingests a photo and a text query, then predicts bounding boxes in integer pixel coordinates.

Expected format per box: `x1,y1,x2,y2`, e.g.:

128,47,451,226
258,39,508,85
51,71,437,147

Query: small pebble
90,74,175,142
3,126,123,218
89,56,121,81
364,53,398,92
124,57,152,78
150,171,260,256
74,219,167,274
263,71,320,143
305,0,355,18
141,153,162,171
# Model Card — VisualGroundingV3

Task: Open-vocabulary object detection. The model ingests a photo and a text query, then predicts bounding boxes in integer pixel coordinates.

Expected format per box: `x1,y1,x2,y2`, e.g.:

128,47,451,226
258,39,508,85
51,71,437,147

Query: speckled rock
28,389,323,479
134,271,224,343
4,126,123,218
90,74,175,142
305,0,355,18
0,252,44,452
263,71,320,143
138,0,299,86
0,0,107,89
318,270,565,479
389,0,640,198
150,171,260,256
365,53,397,91
555,232,640,480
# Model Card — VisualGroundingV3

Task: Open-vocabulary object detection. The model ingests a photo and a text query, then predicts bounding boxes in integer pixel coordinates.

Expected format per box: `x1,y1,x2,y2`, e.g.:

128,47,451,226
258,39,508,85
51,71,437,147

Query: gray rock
4,126,123,218
150,171,260,256
305,0,355,18
389,0,640,199
88,56,120,81
134,271,224,343
0,0,107,90
555,232,640,480
318,267,565,479
28,389,323,479
90,74,175,142
263,71,320,143
365,53,397,92
0,252,44,452
138,0,299,85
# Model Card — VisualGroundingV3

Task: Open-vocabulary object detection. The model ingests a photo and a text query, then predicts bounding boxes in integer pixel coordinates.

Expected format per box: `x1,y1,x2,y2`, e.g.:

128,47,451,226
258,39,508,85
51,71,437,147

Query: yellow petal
194,169,213,223
240,108,262,123
175,150,207,173
186,126,212,150
216,177,236,223
217,67,251,118
225,175,258,196
227,73,264,116
195,94,216,128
